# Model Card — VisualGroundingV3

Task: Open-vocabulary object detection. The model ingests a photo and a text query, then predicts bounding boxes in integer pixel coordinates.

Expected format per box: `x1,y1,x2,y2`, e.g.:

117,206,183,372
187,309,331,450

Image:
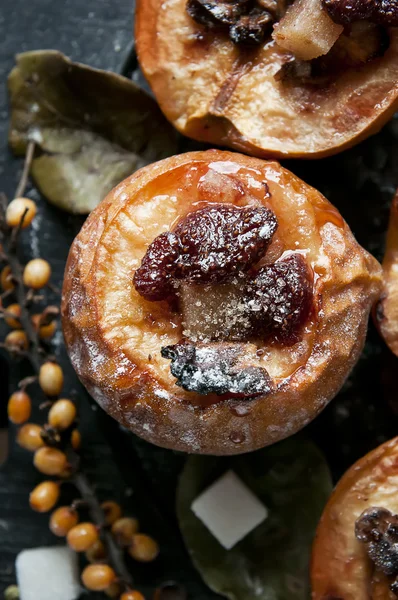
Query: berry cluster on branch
1,143,161,599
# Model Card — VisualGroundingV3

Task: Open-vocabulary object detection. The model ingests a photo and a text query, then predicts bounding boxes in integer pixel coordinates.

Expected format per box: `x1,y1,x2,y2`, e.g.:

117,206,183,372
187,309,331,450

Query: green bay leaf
8,50,178,213
177,437,332,600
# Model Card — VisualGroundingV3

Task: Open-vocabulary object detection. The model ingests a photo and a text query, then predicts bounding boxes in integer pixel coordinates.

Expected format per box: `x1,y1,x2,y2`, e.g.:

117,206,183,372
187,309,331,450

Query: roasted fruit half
135,0,398,159
62,150,382,454
312,437,398,599
375,191,398,357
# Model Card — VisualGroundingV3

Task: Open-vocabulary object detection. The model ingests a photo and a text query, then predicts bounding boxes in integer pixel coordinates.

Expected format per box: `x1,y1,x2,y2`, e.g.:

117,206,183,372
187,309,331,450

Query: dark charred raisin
230,9,273,44
133,204,278,301
187,0,250,27
186,0,282,45
323,0,398,26
133,232,180,301
161,341,272,396
246,253,313,345
355,507,398,578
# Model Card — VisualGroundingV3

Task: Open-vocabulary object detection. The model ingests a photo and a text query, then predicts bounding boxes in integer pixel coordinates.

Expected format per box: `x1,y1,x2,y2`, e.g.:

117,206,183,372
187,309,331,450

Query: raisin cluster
134,202,313,396
186,0,282,45
323,0,398,26
356,507,398,595
134,204,278,301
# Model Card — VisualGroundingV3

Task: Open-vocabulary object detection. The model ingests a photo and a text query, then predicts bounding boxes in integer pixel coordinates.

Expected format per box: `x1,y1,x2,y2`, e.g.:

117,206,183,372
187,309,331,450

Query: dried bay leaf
8,50,178,213
177,437,332,600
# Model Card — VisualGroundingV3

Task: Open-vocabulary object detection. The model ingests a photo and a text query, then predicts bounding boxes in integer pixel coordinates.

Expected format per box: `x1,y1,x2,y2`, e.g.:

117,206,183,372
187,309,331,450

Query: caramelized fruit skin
136,0,398,159
62,150,382,455
311,437,398,600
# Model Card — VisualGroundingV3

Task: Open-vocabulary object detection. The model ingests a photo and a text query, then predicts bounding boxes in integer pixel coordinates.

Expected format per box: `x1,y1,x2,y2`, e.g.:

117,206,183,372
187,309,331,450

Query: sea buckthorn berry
85,539,106,563
7,391,31,424
6,197,37,229
128,534,159,562
17,423,45,451
32,314,57,340
4,304,22,329
101,501,122,526
71,429,81,450
39,362,64,397
33,446,67,475
5,330,29,352
1,266,15,291
50,506,78,537
67,522,99,552
29,481,60,513
121,591,146,600
81,564,116,592
111,517,139,546
23,258,51,289
48,399,77,430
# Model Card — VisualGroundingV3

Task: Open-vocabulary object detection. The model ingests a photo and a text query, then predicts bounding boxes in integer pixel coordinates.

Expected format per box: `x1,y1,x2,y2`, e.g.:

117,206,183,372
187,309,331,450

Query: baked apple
62,150,382,455
135,0,398,158
311,436,398,599
375,191,398,357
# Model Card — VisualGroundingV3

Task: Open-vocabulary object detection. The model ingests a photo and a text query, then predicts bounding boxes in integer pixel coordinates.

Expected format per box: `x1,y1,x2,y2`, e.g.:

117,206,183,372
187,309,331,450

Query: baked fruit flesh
135,0,398,158
62,150,382,454
312,437,398,599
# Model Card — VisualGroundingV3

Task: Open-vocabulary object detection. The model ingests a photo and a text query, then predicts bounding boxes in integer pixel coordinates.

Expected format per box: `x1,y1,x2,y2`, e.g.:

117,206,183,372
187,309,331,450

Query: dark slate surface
1,0,398,599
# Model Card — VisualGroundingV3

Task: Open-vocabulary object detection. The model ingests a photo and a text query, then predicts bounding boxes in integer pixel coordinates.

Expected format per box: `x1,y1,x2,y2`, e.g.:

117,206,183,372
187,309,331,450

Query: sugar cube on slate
191,470,268,550
16,546,81,600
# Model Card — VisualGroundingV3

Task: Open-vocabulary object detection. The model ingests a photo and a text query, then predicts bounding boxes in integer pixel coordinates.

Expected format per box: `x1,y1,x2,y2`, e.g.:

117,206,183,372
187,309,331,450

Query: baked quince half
312,437,398,599
375,191,398,357
62,150,381,454
135,0,398,158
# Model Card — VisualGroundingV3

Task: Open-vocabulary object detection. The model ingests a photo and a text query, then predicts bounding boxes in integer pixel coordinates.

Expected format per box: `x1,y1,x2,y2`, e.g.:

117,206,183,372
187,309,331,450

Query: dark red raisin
161,341,272,397
186,0,249,27
322,0,398,26
355,507,398,578
173,204,277,283
246,253,313,345
133,232,180,301
133,204,278,301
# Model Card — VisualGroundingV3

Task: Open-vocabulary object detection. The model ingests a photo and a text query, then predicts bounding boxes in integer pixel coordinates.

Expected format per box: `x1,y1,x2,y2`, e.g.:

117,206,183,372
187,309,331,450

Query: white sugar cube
191,470,268,550
16,546,81,600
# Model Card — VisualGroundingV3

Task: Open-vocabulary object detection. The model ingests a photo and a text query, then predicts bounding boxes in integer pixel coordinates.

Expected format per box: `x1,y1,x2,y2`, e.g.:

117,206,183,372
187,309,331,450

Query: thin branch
15,140,35,199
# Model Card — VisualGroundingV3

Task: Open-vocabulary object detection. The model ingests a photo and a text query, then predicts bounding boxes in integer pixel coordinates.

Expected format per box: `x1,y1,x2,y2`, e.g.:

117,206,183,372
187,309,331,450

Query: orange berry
0,266,15,291
39,362,64,396
34,446,67,476
85,539,106,563
6,197,37,229
17,423,45,451
7,391,31,424
5,303,22,329
67,522,99,552
32,314,57,340
23,258,51,289
5,330,29,351
111,517,139,546
101,501,122,526
81,564,116,592
29,481,60,513
71,429,81,450
50,506,79,537
48,399,76,430
128,534,159,563
121,591,146,600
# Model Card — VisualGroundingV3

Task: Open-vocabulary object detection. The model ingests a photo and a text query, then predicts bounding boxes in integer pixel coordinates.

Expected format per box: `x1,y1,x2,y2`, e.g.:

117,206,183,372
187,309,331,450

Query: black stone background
0,0,398,598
